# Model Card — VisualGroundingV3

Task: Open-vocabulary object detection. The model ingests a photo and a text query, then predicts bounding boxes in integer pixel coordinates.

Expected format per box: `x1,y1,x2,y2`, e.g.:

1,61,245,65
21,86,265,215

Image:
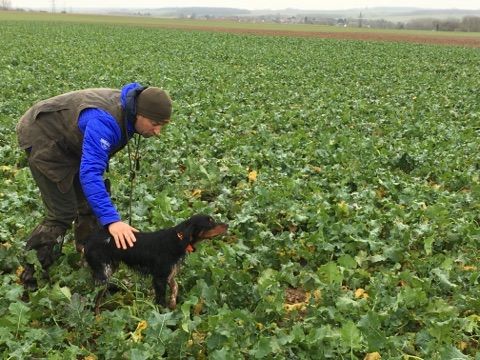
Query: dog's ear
183,224,195,242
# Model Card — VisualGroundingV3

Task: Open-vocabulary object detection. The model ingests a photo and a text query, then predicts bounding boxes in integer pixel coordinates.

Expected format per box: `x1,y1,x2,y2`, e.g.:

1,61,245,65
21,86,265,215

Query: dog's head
176,214,228,252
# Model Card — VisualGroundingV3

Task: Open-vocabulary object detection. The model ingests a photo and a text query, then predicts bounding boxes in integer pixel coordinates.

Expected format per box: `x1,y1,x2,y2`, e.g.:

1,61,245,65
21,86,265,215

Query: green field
0,13,480,359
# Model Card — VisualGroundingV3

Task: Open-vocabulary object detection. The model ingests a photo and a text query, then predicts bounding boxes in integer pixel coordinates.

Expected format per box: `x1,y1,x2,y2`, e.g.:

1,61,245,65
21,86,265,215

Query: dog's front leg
153,275,168,307
94,285,108,315
167,264,179,310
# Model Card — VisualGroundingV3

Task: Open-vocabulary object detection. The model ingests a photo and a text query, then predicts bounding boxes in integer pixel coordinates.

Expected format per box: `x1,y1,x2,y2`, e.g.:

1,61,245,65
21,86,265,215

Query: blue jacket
78,82,141,226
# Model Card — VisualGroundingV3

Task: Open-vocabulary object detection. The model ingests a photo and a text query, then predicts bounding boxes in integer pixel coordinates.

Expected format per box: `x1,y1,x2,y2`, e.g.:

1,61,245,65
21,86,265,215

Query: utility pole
51,0,56,13
359,12,363,28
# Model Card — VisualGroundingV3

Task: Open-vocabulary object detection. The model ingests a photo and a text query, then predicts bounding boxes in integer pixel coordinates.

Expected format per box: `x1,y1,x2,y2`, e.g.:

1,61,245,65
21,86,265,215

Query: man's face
135,115,170,138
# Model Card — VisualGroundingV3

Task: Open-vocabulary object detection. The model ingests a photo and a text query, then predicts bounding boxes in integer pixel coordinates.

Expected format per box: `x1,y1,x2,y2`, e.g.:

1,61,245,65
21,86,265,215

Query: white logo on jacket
100,138,111,151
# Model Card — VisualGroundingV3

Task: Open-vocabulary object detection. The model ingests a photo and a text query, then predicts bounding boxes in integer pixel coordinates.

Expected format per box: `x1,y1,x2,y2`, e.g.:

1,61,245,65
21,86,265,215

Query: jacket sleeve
79,108,122,226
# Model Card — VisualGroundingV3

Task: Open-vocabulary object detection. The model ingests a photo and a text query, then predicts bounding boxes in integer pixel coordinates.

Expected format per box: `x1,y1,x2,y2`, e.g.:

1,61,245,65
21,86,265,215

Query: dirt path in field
159,24,480,48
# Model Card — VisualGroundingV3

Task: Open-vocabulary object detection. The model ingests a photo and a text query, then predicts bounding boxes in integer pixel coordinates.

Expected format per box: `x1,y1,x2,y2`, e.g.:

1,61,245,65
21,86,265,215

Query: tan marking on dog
168,264,179,309
199,224,229,239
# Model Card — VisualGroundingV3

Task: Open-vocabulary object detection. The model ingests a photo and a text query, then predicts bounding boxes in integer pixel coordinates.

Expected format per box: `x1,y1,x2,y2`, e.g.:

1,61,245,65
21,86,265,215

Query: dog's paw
93,277,108,286
155,297,167,308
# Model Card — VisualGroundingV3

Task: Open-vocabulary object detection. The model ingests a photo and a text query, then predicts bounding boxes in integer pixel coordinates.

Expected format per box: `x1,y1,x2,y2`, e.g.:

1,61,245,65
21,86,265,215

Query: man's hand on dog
108,221,139,249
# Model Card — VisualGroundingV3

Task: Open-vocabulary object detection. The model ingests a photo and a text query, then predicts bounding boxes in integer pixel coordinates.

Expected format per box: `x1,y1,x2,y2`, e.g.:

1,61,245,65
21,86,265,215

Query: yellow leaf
84,356,97,360
468,314,480,321
463,265,477,271
136,320,148,331
355,288,369,299
429,182,441,190
303,290,322,304
284,303,306,312
312,289,322,302
131,320,148,343
0,165,18,176
376,187,387,199
16,266,24,278
191,189,202,198
248,170,257,182
131,332,142,343
192,331,206,344
284,287,319,313
194,298,204,316
364,352,381,360
337,201,349,215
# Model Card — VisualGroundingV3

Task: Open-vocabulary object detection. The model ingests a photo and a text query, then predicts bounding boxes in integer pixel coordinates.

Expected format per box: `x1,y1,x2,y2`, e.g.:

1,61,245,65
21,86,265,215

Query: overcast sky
11,1,480,10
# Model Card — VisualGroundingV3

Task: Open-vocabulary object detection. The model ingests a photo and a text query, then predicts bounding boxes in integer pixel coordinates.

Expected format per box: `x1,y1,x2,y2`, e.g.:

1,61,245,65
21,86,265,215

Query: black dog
84,214,228,312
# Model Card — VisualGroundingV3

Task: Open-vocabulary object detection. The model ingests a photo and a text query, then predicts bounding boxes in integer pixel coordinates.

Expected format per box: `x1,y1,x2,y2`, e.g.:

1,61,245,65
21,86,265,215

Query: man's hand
107,221,139,250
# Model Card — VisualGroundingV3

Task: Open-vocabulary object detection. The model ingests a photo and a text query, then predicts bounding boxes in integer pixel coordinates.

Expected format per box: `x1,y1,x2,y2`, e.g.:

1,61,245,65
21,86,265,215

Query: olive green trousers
21,156,100,289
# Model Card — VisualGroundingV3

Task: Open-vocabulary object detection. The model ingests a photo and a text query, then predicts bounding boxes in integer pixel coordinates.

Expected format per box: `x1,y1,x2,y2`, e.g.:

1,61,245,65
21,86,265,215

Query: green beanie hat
136,87,172,123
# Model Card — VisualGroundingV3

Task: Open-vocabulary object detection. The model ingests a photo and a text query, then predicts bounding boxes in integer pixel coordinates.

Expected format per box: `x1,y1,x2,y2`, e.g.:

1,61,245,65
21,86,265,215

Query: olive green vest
16,88,126,193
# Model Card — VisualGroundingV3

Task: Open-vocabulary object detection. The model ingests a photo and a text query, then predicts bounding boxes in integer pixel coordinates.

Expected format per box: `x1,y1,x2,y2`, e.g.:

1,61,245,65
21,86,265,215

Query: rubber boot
20,224,66,291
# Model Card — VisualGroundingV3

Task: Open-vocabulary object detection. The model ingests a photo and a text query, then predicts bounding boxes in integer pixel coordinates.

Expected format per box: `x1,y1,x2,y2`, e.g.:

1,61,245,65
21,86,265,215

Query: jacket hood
120,82,144,135
120,82,144,110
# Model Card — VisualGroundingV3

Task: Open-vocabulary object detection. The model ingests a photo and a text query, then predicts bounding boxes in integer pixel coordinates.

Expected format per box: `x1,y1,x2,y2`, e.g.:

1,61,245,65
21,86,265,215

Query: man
16,82,172,290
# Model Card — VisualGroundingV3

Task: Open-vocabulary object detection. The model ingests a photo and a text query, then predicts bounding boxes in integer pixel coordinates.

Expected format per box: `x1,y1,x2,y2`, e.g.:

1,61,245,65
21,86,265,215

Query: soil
285,287,307,304
159,24,480,48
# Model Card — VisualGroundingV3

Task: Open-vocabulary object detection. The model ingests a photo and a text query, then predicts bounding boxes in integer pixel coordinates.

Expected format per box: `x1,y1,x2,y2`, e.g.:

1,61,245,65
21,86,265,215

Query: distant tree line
333,15,480,32
404,16,480,32
240,14,480,32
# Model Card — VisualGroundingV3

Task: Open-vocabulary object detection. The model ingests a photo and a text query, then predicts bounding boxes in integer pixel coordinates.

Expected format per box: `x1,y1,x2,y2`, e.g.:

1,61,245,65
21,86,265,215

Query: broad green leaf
318,262,343,285
7,302,30,327
358,312,387,350
424,236,434,256
432,268,458,288
252,337,273,359
438,346,470,360
340,321,362,350
337,254,357,269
